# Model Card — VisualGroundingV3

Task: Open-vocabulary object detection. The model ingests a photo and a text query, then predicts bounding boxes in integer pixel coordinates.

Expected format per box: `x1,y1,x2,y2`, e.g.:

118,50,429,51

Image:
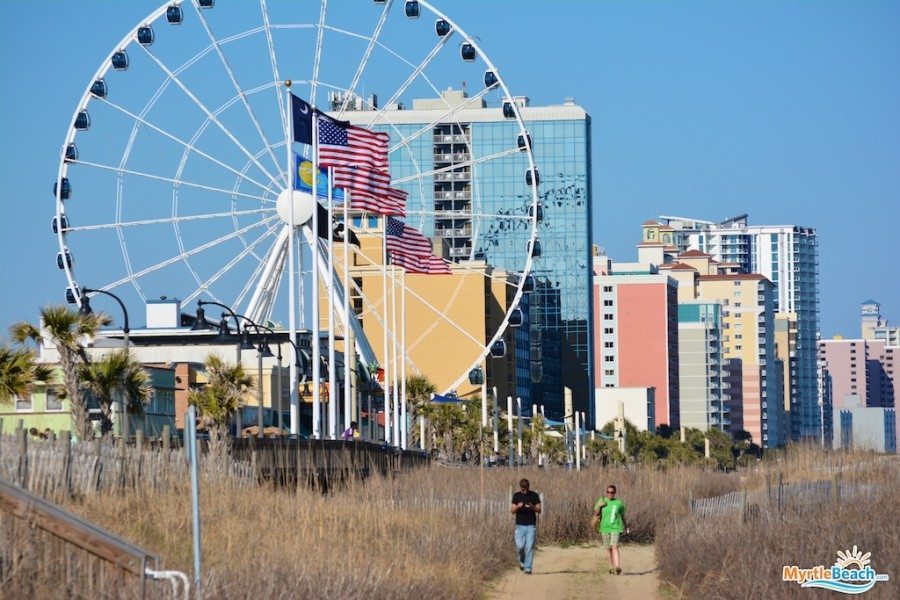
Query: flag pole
400,267,407,450
285,84,300,437
311,111,321,439
343,190,352,432
382,219,392,445
327,166,337,439
391,264,400,447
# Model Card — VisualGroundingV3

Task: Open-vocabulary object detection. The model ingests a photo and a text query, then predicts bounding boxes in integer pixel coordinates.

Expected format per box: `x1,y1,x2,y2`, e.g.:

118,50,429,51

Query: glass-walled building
337,90,593,420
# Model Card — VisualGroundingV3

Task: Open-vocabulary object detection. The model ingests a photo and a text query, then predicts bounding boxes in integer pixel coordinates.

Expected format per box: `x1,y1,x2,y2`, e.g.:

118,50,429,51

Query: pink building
819,339,898,410
593,257,680,428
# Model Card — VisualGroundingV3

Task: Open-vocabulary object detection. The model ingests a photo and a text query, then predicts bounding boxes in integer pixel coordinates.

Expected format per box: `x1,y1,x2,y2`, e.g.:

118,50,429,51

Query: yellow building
695,272,780,446
774,312,798,436
318,218,516,400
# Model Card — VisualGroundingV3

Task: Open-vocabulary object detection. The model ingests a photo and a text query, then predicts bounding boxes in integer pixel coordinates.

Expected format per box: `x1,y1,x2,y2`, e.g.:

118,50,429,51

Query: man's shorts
601,532,620,548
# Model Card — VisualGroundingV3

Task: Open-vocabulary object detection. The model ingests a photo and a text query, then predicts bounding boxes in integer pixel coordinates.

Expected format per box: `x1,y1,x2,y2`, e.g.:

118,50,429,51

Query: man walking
510,478,541,574
592,484,628,575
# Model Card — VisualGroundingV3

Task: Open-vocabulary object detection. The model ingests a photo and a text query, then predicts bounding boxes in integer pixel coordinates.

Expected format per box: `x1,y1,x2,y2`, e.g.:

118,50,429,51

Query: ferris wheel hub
275,188,315,227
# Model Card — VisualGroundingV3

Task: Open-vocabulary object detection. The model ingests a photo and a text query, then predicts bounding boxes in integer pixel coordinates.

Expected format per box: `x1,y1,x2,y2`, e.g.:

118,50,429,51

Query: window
735,302,742,308
735,334,743,339
15,394,32,411
734,291,742,297
604,369,615,377
735,344,743,351
46,388,63,411
604,356,614,362
603,299,614,307
603,327,614,334
603,313,614,320
602,286,613,293
604,341,614,348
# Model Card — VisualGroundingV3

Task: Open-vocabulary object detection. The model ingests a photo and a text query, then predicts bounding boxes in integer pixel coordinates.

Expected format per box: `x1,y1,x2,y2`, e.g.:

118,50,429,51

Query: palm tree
0,344,54,406
188,354,254,446
10,306,110,441
79,349,152,437
405,374,436,417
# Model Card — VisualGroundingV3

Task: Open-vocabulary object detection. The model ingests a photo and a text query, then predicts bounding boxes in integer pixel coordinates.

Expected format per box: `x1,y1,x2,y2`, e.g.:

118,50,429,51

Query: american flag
391,252,451,275
332,165,407,216
385,217,432,256
318,115,389,172
386,217,450,275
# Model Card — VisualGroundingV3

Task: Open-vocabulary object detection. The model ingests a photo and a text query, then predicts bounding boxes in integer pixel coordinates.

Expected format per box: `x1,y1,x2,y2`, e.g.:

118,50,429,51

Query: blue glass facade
367,106,593,420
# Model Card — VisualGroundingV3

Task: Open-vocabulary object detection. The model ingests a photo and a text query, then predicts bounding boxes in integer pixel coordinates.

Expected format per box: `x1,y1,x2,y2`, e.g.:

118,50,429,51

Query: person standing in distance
592,484,628,575
510,478,542,574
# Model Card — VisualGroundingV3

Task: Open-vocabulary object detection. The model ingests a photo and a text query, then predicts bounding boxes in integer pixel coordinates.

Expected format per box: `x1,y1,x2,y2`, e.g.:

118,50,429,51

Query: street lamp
80,287,131,439
241,320,309,439
196,300,242,364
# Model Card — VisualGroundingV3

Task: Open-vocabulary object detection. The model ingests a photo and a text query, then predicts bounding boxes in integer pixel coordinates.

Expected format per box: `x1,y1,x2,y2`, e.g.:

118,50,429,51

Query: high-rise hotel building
660,214,820,441
336,90,593,420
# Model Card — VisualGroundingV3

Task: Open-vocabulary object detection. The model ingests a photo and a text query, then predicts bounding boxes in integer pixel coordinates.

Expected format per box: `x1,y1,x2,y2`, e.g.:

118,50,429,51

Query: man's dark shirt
512,490,541,526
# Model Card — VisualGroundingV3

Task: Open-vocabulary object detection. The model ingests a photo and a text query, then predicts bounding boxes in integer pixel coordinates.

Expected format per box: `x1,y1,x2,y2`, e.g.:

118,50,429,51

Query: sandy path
487,543,661,600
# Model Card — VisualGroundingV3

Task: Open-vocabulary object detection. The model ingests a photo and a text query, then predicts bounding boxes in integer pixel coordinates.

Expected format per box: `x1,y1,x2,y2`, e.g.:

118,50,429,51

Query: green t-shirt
594,497,625,533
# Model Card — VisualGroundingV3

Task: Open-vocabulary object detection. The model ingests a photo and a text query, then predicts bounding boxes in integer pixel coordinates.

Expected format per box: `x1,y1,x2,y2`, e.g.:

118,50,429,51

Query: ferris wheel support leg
244,227,289,325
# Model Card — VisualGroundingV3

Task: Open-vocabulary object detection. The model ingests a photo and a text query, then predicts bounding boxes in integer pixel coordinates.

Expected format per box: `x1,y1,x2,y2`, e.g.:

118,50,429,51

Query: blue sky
1,0,898,338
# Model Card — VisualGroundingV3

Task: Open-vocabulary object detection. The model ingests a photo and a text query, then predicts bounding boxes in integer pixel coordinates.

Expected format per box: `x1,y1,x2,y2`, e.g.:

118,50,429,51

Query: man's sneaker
519,565,524,571
524,571,532,575
609,569,615,574
615,567,622,575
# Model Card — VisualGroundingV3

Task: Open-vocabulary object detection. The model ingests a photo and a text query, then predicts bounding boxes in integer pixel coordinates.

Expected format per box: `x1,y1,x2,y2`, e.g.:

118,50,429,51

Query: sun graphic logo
782,545,890,594
836,546,871,570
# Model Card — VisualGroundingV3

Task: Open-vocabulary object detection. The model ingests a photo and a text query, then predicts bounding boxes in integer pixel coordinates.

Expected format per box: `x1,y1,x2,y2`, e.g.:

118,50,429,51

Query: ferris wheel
53,0,541,402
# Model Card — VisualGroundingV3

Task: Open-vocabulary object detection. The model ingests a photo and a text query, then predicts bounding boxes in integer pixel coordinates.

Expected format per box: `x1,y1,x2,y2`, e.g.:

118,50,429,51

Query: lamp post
195,300,243,364
80,287,130,439
240,319,308,439
195,300,251,436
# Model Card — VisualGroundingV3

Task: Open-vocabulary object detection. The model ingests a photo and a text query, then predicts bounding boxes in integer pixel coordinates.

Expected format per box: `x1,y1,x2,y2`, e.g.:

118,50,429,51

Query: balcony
434,171,471,182
433,134,468,144
448,246,471,258
435,227,472,238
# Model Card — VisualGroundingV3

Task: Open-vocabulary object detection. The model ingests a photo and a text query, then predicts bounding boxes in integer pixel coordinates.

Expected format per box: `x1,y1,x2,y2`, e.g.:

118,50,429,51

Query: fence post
92,438,103,491
777,472,783,518
60,431,72,500
161,425,171,454
832,472,841,504
16,425,28,489
738,489,748,524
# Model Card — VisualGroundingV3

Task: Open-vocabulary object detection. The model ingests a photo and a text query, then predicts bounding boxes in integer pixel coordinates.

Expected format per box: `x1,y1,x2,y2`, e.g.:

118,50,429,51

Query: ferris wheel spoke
309,0,329,105
388,85,494,154
98,97,277,196
101,214,280,293
338,0,393,117
369,32,456,130
182,220,282,305
66,208,275,233
393,147,520,185
137,44,282,188
260,0,288,145
71,159,275,204
233,227,286,311
191,2,283,178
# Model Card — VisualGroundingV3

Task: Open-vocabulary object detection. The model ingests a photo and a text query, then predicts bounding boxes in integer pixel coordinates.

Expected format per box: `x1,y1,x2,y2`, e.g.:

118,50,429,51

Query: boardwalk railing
0,477,178,598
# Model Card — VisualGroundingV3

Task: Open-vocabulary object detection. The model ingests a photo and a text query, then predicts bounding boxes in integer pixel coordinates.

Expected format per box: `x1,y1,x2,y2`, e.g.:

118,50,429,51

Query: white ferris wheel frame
53,0,541,396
